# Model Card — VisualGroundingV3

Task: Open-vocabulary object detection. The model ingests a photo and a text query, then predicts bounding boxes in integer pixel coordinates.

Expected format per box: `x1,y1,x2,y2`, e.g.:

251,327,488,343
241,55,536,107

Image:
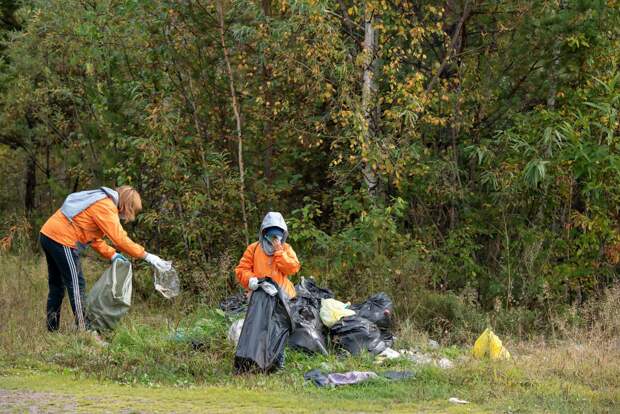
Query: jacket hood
60,187,119,221
259,212,288,244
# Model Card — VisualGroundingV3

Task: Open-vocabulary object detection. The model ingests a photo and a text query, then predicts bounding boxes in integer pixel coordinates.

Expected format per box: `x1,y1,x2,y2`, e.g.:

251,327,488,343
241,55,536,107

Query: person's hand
112,253,128,262
271,238,283,252
144,252,172,272
248,277,259,291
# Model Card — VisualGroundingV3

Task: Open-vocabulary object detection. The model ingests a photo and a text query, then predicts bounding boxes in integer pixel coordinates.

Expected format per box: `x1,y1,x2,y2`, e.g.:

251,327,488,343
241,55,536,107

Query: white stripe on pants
63,246,86,330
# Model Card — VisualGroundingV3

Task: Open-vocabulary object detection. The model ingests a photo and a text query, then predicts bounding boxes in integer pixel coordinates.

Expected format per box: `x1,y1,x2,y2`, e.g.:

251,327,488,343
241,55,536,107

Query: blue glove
112,253,128,262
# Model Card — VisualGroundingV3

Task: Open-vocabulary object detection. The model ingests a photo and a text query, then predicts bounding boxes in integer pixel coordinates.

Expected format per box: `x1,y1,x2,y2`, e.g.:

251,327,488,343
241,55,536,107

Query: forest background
1,0,619,341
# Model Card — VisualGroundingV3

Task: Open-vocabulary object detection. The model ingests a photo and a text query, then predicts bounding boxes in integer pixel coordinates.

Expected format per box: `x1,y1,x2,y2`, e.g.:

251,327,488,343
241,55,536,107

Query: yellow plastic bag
319,298,356,328
472,328,511,360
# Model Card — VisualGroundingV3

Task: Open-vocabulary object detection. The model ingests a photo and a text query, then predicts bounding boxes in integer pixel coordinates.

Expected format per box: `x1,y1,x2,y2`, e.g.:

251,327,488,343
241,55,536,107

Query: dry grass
1,254,620,412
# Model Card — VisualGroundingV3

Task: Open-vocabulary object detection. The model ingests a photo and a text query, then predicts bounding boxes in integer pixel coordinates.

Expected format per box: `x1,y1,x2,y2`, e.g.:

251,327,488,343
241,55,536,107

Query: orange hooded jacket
235,241,300,298
40,197,145,260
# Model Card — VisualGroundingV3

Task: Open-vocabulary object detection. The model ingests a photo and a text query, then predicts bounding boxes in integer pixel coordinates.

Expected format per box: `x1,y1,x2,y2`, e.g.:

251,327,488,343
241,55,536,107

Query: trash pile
221,277,398,373
295,278,394,357
218,277,515,387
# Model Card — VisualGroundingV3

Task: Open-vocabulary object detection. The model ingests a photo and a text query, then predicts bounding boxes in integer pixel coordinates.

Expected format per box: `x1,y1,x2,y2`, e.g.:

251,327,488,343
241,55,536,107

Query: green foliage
0,0,619,318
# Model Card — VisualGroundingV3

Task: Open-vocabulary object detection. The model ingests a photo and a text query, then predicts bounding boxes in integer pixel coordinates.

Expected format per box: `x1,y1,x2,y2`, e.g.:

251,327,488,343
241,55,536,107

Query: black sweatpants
40,233,88,331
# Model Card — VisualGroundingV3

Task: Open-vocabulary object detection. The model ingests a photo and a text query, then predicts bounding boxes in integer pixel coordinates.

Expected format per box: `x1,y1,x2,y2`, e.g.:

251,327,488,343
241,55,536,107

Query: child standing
235,212,300,298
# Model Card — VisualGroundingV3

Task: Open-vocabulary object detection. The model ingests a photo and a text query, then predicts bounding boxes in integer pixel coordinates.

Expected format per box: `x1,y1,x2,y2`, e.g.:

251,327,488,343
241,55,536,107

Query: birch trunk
216,0,250,245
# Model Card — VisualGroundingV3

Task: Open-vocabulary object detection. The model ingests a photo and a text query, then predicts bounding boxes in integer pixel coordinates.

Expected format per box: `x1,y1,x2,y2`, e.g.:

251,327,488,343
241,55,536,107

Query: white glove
144,252,172,272
248,277,259,291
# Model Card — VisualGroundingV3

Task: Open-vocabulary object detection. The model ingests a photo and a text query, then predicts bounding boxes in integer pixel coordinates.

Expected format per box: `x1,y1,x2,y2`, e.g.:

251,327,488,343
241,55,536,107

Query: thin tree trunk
425,0,471,94
361,7,381,199
261,0,274,186
216,0,250,245
25,153,36,215
547,0,565,109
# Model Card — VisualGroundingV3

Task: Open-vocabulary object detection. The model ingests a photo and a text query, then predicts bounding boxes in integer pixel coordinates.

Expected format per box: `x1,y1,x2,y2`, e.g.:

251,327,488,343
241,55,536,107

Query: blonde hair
116,185,142,222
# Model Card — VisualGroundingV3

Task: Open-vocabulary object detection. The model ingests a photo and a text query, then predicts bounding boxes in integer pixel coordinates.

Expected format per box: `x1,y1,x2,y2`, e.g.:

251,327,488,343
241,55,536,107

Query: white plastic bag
227,319,244,346
154,266,180,299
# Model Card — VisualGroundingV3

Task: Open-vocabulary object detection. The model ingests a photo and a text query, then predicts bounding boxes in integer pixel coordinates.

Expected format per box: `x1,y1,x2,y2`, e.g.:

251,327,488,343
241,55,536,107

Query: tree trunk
361,7,381,200
547,0,566,110
261,0,274,186
24,153,36,215
216,0,250,245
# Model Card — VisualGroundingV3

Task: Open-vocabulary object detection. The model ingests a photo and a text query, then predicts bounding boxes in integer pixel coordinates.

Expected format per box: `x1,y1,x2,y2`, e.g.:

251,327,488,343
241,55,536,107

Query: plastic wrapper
154,266,180,299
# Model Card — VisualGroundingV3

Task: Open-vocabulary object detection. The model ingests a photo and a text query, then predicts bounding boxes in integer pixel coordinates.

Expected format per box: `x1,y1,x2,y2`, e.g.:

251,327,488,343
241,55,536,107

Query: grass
1,254,619,413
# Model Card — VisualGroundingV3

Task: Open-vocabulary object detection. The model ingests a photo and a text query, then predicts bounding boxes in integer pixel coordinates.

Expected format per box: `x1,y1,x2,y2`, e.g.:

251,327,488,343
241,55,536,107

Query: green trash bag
86,261,132,332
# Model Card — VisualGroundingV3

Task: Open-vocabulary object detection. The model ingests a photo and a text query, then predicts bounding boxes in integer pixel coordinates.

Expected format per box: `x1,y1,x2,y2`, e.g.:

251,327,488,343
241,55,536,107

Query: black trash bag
287,294,328,355
330,315,388,356
382,370,415,381
234,278,293,373
219,292,247,316
349,292,393,331
295,277,334,301
303,369,330,387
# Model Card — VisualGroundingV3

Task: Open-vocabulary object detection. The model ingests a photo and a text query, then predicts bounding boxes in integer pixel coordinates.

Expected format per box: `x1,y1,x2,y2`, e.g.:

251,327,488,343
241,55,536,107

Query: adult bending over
40,185,171,331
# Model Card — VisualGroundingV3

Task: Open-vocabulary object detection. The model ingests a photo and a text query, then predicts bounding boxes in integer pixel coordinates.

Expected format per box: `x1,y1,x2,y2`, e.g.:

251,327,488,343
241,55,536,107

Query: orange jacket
235,241,300,298
40,198,146,260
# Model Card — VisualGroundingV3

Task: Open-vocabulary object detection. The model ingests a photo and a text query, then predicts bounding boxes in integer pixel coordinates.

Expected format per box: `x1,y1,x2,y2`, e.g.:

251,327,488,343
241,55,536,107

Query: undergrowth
1,255,620,412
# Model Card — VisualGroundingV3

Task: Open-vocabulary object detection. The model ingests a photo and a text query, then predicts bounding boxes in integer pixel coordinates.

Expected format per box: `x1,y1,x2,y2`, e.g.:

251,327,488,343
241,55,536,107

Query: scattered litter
400,349,433,365
234,278,292,374
227,319,244,346
392,349,453,369
304,369,378,387
330,315,388,356
154,266,180,299
174,317,228,349
319,362,332,371
472,328,511,360
448,397,470,404
428,339,440,349
219,293,247,316
86,261,132,332
288,293,328,355
320,298,356,328
382,370,415,381
378,347,401,359
304,369,330,387
437,357,454,369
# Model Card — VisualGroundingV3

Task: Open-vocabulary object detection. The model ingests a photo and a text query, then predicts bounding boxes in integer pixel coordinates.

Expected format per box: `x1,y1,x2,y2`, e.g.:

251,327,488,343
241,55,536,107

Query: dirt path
0,389,78,413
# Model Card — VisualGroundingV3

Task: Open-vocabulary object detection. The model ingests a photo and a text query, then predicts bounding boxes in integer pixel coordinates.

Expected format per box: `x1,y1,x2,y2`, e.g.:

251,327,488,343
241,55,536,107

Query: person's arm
90,238,116,260
235,243,257,289
274,243,301,276
88,200,146,259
